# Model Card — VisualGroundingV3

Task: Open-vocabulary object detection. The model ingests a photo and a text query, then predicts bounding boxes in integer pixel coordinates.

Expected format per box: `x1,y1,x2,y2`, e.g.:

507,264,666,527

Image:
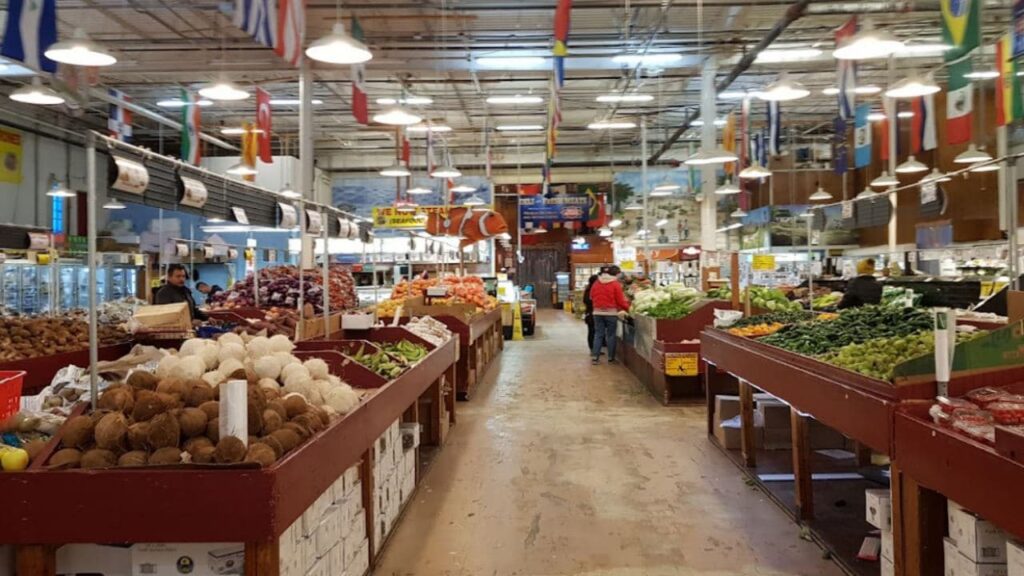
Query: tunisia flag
256,87,273,163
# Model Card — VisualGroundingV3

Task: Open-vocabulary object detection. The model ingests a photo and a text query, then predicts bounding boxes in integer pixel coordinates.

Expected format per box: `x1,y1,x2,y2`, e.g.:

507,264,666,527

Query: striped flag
1,0,58,73
836,17,857,119
275,0,304,67
107,89,133,143
996,33,1023,126
854,103,871,168
180,89,202,165
234,0,277,48
256,87,273,163
766,102,781,156
241,121,258,182
553,0,571,89
351,17,368,125
941,0,979,144
911,94,937,152
721,112,736,153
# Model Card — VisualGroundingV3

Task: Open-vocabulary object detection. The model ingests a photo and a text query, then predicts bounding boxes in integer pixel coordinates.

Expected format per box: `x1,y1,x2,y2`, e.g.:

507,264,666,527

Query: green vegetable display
730,309,817,329
818,329,987,380
811,292,842,309
706,287,732,300
759,305,933,356
745,286,802,312
631,284,703,319
380,340,428,365
352,344,407,378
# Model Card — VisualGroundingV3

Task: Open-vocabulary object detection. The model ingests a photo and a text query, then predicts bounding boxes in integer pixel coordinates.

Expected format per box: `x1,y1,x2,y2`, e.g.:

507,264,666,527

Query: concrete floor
374,309,844,576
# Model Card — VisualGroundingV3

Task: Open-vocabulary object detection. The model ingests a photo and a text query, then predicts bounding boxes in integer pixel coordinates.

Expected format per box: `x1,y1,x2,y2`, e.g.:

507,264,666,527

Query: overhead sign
305,209,323,235
519,194,594,222
278,202,298,229
179,175,207,208
111,156,148,195
371,205,447,229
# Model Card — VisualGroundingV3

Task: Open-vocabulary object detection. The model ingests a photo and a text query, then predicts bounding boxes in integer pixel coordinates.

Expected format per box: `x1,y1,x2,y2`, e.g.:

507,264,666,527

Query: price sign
232,207,249,225
278,203,298,228
665,353,699,376
752,254,776,271
179,176,208,208
26,232,49,250
111,156,148,195
305,209,323,235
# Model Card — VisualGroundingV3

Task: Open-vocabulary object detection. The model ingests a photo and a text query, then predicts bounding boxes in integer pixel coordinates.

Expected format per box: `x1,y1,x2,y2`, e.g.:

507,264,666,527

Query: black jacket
837,275,882,309
155,284,208,321
583,284,595,316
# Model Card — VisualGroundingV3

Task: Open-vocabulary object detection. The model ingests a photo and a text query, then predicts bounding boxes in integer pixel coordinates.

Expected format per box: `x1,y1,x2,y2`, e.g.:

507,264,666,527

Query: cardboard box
348,509,366,542
1007,541,1024,576
327,543,344,576
763,427,792,450
882,529,894,562
949,502,1009,563
315,506,342,559
715,395,741,421
949,538,964,576
349,540,370,576
959,559,1009,576
809,419,847,450
882,556,895,576
56,544,133,576
758,401,791,430
865,489,892,531
401,422,421,451
131,543,244,576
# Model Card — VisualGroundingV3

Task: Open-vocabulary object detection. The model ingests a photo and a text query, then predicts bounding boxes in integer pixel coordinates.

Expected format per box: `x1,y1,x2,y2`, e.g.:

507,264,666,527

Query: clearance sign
0,128,22,184
372,205,446,229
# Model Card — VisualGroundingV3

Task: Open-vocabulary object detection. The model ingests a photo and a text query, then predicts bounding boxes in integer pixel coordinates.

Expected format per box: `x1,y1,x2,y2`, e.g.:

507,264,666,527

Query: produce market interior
4,1,1024,575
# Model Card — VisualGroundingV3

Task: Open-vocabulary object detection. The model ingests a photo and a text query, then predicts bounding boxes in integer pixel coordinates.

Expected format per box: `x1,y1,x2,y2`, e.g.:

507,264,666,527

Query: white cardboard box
348,509,366,543
315,506,343,559
949,538,965,576
866,489,892,531
882,530,894,562
327,542,344,575
56,544,133,576
949,502,1009,563
959,555,1009,576
1007,541,1024,576
304,556,327,576
131,543,244,576
882,556,895,576
350,540,370,576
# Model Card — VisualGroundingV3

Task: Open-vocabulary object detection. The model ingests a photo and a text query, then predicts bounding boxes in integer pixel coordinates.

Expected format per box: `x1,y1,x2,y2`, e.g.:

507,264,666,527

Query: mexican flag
180,89,201,165
996,33,1023,126
350,17,368,125
941,0,980,144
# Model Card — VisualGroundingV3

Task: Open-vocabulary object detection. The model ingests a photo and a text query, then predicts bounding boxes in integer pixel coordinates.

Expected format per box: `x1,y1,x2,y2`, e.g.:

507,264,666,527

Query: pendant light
44,28,117,67
226,162,257,176
655,218,669,227
969,162,1001,173
739,164,772,179
306,22,372,64
407,185,432,195
833,21,903,60
808,185,833,201
45,182,75,198
885,74,940,98
715,180,740,195
895,155,928,174
871,171,898,187
10,78,65,106
207,216,226,223
373,108,422,126
652,181,680,194
921,168,951,183
395,200,418,213
649,188,674,197
757,73,810,102
200,80,249,101
855,187,876,199
451,184,476,193
379,162,411,177
279,185,301,199
463,194,486,207
624,201,644,211
730,208,747,218
431,165,461,178
954,144,992,164
103,198,127,210
598,227,613,237
608,218,623,228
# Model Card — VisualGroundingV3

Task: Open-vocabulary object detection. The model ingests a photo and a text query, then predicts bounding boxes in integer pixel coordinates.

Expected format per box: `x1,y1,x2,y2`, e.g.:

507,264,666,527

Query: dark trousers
591,315,618,361
585,314,595,351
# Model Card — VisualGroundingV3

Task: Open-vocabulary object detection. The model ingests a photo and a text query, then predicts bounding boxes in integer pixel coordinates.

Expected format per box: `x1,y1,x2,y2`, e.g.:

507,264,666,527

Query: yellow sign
372,205,447,229
665,353,698,376
512,301,524,340
0,128,22,184
620,260,637,272
752,254,776,271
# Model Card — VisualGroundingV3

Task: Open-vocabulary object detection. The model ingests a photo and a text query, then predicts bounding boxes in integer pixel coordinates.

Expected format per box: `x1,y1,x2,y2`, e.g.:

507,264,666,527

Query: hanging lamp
969,162,1000,173
462,194,486,206
885,74,940,98
451,184,476,193
895,155,928,174
226,162,257,176
685,148,738,166
739,164,772,179
430,165,461,178
954,144,992,164
306,22,372,64
10,78,64,106
730,208,747,218
871,171,898,187
921,168,951,183
103,198,127,210
407,185,432,195
624,201,644,211
45,28,117,67
833,21,903,60
46,182,75,198
757,73,810,102
373,108,422,126
855,187,876,199
715,180,740,195
808,185,833,201
379,162,411,177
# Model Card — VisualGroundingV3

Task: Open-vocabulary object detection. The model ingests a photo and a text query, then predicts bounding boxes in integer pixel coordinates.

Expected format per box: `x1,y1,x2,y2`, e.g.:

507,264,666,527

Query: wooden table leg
705,364,718,437
791,411,814,521
446,364,456,425
15,545,55,576
891,462,945,576
738,380,757,468
244,540,280,576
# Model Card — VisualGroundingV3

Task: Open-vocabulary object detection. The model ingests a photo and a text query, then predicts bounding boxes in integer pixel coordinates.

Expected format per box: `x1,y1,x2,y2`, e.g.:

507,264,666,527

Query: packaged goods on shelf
373,419,417,545
96,297,149,327
405,316,454,346
1008,540,1024,576
929,388,1024,445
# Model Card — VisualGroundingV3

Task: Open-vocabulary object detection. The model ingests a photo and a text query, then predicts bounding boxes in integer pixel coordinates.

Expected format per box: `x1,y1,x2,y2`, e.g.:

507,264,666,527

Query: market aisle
374,309,842,576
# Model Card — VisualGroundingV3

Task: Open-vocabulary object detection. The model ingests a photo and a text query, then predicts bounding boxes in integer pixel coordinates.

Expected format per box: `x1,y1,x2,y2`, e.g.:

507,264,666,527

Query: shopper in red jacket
588,266,630,365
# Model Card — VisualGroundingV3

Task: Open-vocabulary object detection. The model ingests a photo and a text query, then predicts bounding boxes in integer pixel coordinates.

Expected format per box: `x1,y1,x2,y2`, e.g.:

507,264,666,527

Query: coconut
155,354,181,380
303,358,330,380
292,413,323,433
94,412,129,451
309,406,331,428
179,338,208,358
327,374,344,388
176,356,207,381
273,351,300,368
246,336,273,360
269,428,301,453
201,370,225,388
269,334,294,353
49,448,82,469
97,387,133,415
261,409,283,434
282,421,311,440
127,370,159,391
192,445,216,464
155,392,181,411
61,415,95,449
198,400,220,421
178,407,208,438
218,332,244,348
244,443,277,467
217,342,247,366
260,434,284,459
280,363,310,386
117,450,149,467
80,449,117,469
132,390,166,422
324,386,360,414
127,422,150,451
183,436,214,457
185,383,215,407
149,447,184,466
283,394,308,419
198,342,220,370
207,417,220,444
282,379,314,402
320,405,339,421
267,400,288,421
147,412,181,449
156,378,190,399
253,356,282,380
23,438,47,460
257,377,280,392
213,436,246,463
218,359,245,380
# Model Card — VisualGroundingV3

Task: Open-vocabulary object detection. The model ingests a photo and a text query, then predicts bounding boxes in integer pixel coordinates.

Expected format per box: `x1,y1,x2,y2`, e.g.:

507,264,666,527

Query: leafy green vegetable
760,305,933,356
730,309,817,329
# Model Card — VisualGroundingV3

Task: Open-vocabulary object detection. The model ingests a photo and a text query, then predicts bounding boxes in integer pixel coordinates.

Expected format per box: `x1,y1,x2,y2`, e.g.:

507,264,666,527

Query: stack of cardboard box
944,500,1009,576
373,419,420,546
713,394,763,450
865,488,893,575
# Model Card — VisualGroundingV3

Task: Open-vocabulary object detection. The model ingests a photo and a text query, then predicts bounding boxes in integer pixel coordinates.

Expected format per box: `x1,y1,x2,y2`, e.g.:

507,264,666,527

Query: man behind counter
155,264,208,321
837,258,883,309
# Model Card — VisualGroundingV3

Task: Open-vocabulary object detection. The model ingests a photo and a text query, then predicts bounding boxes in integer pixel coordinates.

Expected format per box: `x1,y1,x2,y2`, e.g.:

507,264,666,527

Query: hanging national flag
552,0,571,88
546,78,561,160
234,0,277,48
426,127,436,173
878,114,890,161
996,33,1023,126
351,17,369,125
256,87,273,163
721,112,736,154
401,131,411,166
836,17,857,119
766,102,781,156
1,0,58,73
854,103,871,168
833,115,847,175
241,121,258,182
275,0,304,67
911,94,938,152
759,130,768,168
942,0,980,144
107,89,133,143
180,89,202,166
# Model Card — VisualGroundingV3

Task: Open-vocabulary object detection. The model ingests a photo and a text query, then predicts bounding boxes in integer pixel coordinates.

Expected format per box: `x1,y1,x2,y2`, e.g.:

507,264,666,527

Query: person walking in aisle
582,274,599,352
588,266,630,365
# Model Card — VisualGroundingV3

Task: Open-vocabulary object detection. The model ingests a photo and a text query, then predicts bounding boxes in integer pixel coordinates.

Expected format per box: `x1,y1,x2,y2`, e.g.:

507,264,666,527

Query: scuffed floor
373,309,843,576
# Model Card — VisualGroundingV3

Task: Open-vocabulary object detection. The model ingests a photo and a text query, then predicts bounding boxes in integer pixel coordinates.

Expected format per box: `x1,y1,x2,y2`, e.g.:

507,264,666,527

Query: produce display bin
2,342,135,396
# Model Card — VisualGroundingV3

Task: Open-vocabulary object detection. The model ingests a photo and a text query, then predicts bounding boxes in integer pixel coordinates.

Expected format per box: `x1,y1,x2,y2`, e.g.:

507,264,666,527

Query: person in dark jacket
196,281,223,302
582,274,599,352
588,266,631,365
155,264,208,321
838,258,883,309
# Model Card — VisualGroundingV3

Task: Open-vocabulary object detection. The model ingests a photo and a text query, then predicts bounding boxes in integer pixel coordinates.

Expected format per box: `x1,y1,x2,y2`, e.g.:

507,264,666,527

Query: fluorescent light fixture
431,165,462,178
636,229,651,237
373,108,422,126
895,155,928,174
954,144,992,164
717,222,743,232
969,162,1000,173
833,22,904,60
964,70,1000,80
220,126,265,136
451,184,476,193
798,210,815,219
462,194,486,206
199,81,249,101
596,93,654,103
376,96,432,105
624,201,644,211
406,124,451,133
897,42,950,57
718,90,752,100
855,85,883,95
822,87,840,95
44,29,116,67
855,187,876,199
867,111,887,121
608,219,623,228
486,94,543,105
476,56,546,69
897,111,914,119
206,216,227,223
921,168,951,183
45,183,75,198
380,162,411,177
103,198,126,210
885,74,940,98
268,98,323,105
652,182,680,193
715,181,740,195
755,48,822,63
739,165,772,179
496,124,544,131
649,188,674,197
758,73,810,101
692,118,727,127
407,185,433,195
279,185,301,199
10,78,64,105
730,208,747,218
655,218,669,227
612,53,682,67
306,22,372,64
871,171,898,187
157,98,212,108
685,148,738,166
226,163,258,176
808,186,833,201
587,120,637,129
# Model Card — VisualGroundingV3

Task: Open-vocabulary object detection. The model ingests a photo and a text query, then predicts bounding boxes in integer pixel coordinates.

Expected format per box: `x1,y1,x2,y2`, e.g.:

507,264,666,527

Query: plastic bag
713,309,744,328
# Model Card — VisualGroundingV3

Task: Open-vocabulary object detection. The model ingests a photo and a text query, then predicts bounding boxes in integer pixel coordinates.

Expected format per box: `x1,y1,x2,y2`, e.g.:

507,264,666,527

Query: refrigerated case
56,253,144,312
1,261,53,315
573,263,612,290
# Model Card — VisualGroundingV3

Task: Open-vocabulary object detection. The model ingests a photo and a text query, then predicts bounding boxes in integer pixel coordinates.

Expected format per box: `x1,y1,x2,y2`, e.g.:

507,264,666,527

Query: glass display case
0,261,53,315
0,253,147,315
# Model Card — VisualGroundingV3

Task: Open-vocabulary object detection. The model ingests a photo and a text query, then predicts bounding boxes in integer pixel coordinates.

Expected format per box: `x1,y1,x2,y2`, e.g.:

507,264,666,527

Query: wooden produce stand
0,342,135,396
701,327,1024,576
620,300,733,405
0,329,458,576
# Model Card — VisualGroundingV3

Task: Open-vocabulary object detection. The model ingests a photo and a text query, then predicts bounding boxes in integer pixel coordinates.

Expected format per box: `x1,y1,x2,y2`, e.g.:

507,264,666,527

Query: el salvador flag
1,0,58,74
234,0,277,48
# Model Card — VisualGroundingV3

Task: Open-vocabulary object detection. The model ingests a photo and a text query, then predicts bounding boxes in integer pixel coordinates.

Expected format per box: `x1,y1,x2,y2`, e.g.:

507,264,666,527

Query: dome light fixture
45,182,76,198
462,194,486,207
757,73,810,102
598,227,613,237
279,185,301,199
226,163,258,176
44,28,117,67
373,108,423,126
921,168,951,183
808,185,833,201
871,171,899,187
608,218,623,228
654,218,669,227
379,162,411,177
895,155,928,174
624,201,644,211
207,216,226,223
306,22,372,64
685,148,738,166
199,80,249,101
855,187,876,199
652,181,680,194
954,143,992,164
431,165,462,179
730,208,747,218
10,78,64,106
451,184,476,193
833,21,904,60
885,74,940,98
738,164,772,179
969,162,1001,173
715,181,741,195
394,200,418,213
407,185,433,195
103,198,126,210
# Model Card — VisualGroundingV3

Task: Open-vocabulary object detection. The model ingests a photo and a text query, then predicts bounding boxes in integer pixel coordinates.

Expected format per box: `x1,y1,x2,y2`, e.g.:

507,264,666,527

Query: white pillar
640,115,649,269
886,57,898,258
86,132,98,409
297,59,314,337
700,58,718,252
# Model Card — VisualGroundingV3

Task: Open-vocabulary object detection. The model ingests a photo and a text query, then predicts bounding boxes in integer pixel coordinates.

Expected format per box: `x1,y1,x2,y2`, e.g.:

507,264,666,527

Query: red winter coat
589,274,630,315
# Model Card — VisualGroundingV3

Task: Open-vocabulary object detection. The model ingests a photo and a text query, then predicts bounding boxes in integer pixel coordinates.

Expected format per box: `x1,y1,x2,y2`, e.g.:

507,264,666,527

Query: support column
738,379,757,468
297,59,314,338
641,115,649,270
86,132,98,410
886,57,898,257
700,58,718,253
1008,158,1019,289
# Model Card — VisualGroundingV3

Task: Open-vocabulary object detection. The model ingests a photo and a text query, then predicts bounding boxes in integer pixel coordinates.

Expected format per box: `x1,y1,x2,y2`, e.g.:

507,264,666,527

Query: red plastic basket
0,371,25,421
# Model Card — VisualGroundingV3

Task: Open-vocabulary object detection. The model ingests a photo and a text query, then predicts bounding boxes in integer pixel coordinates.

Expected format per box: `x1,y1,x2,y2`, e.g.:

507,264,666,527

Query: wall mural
612,169,714,245
331,176,493,220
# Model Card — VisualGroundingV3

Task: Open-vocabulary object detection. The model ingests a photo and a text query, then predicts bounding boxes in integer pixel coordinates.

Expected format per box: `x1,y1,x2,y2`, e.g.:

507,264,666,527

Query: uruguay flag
234,0,277,48
1,0,58,74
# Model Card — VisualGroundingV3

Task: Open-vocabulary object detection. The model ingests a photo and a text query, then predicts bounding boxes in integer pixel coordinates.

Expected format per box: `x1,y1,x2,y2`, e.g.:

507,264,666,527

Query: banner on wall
372,205,447,229
0,128,22,184
519,194,593,222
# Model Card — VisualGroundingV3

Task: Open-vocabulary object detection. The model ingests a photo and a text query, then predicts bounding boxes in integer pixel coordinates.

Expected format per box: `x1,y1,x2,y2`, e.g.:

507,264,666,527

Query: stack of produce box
945,500,1010,576
373,419,420,545
865,488,893,575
